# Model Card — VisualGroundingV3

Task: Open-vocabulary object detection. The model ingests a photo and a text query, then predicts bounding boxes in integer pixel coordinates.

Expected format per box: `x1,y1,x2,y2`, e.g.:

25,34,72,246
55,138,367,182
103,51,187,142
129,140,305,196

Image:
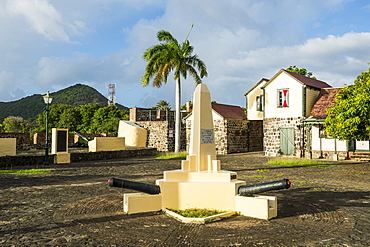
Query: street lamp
43,92,53,165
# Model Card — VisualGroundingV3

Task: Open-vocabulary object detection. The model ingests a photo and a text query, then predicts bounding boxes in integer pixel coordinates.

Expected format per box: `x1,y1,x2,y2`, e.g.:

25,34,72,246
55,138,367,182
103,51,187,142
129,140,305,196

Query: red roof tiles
310,88,343,119
211,102,246,119
283,69,332,89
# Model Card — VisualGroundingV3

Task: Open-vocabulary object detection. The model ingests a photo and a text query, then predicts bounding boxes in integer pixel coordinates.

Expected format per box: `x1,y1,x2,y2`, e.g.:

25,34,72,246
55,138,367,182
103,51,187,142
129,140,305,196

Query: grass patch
155,152,188,160
168,208,227,218
267,158,335,167
250,176,263,178
292,180,310,183
0,169,51,175
310,187,325,190
256,169,269,172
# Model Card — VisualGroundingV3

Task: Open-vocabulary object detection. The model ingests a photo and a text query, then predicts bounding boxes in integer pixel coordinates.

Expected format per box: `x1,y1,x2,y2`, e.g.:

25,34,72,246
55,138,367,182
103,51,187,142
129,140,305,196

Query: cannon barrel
108,177,161,195
238,179,291,196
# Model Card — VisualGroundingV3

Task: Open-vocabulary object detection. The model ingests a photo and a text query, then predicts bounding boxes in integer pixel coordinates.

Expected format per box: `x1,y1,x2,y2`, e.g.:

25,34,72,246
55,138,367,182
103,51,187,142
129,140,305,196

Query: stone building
185,103,261,154
129,104,262,154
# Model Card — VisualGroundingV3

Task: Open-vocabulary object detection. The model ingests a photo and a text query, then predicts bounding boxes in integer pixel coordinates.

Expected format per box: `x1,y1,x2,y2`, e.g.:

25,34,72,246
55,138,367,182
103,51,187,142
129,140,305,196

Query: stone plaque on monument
57,130,67,152
201,129,214,144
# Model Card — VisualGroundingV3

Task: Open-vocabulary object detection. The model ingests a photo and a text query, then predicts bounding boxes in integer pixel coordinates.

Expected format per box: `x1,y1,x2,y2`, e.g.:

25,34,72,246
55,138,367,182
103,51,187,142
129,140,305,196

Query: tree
89,105,128,135
286,65,316,79
58,107,81,131
152,100,171,111
35,104,72,132
2,116,31,133
325,67,370,140
78,103,101,133
141,29,208,152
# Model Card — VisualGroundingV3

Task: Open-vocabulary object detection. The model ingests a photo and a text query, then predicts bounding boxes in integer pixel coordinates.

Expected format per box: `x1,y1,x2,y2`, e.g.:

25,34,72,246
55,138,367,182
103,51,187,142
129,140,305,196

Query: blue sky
1,0,370,109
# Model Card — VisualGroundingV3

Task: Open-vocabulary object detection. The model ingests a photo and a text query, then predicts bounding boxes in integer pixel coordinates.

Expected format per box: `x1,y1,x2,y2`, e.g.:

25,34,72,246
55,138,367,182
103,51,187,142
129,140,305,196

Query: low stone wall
0,133,30,150
88,137,125,152
0,148,157,168
310,150,348,160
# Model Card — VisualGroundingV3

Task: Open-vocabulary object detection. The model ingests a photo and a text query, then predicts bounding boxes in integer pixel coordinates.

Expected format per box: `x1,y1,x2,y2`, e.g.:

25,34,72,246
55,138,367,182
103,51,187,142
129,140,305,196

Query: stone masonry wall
264,117,302,157
213,119,227,154
248,120,264,152
134,121,186,152
186,119,251,155
226,119,248,154
0,133,30,150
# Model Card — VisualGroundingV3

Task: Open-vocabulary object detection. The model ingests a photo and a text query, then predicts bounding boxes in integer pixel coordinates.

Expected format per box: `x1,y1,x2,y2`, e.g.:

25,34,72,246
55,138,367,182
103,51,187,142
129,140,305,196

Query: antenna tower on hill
107,83,116,106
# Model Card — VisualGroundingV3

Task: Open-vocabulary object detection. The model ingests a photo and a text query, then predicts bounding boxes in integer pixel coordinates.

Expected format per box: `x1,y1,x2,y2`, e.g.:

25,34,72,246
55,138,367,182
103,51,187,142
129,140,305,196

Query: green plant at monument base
267,158,335,167
0,169,51,175
155,152,188,160
168,208,227,218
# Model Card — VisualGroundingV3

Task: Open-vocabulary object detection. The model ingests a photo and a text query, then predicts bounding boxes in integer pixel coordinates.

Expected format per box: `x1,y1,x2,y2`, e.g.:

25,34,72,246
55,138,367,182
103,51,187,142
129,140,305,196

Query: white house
245,69,334,157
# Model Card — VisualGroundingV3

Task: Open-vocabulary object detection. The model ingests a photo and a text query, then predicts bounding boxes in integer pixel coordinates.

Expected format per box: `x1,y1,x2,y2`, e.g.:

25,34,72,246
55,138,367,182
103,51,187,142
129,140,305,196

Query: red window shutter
282,90,289,107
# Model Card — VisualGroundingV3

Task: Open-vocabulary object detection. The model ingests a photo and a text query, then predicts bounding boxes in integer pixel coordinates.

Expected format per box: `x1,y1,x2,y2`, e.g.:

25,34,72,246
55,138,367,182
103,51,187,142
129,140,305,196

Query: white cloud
5,0,85,42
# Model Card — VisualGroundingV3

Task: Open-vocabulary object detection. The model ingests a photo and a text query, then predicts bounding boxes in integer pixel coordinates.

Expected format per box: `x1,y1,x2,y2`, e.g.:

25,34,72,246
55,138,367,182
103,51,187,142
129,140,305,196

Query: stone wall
248,120,263,152
264,117,302,157
0,133,30,150
0,148,157,168
133,121,186,152
34,132,113,148
186,118,254,155
225,119,249,154
310,150,348,160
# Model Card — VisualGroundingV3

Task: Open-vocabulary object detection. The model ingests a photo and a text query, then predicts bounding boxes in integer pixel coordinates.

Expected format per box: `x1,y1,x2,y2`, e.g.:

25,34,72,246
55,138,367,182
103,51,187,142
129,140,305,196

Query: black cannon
238,179,291,196
108,177,161,195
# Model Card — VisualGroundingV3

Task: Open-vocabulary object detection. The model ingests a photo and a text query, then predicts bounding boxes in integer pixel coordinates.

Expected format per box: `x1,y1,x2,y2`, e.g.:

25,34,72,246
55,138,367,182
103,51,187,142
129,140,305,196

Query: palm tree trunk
174,78,181,153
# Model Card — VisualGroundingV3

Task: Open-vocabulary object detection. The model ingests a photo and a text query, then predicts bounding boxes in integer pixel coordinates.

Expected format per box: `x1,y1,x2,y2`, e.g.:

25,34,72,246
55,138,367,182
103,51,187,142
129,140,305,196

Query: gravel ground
0,152,369,246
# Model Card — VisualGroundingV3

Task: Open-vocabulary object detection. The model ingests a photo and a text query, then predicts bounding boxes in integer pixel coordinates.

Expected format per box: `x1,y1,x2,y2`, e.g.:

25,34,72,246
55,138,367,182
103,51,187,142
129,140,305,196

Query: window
256,95,263,111
277,89,289,107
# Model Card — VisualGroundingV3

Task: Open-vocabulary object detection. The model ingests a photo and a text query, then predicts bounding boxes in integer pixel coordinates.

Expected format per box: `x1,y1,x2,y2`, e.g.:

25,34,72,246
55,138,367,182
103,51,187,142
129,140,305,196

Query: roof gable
283,69,332,89
211,102,246,119
310,87,342,119
244,78,269,96
265,69,332,89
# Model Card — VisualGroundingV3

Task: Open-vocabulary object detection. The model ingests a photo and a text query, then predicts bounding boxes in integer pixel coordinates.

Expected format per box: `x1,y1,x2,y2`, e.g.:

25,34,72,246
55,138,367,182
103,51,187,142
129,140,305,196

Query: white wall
311,125,348,151
247,84,264,120
264,72,304,118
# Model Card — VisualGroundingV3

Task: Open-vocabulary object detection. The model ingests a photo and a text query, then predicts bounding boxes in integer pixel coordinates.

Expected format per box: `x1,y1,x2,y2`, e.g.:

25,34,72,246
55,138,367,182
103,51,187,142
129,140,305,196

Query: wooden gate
280,127,295,155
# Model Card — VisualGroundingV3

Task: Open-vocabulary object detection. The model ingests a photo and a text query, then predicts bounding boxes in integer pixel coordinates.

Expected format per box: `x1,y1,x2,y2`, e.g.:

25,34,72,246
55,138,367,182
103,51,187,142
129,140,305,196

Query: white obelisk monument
156,83,246,210
124,83,278,220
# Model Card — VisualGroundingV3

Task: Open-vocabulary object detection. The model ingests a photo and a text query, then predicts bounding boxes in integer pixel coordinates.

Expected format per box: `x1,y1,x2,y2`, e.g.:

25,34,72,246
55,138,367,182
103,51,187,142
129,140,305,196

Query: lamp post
43,92,53,165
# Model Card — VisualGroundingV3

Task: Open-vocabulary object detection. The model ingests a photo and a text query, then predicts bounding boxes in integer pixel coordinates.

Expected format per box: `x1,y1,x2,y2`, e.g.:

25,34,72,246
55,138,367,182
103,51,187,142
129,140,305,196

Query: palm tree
152,100,171,111
141,29,208,153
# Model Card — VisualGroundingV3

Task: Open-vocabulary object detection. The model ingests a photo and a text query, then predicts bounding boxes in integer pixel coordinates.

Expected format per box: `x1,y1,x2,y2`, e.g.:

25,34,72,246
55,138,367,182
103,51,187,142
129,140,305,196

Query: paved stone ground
0,152,369,246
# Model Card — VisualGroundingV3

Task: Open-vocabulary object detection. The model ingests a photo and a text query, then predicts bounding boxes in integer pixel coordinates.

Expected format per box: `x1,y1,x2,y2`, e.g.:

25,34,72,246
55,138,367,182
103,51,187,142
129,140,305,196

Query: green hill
0,84,128,123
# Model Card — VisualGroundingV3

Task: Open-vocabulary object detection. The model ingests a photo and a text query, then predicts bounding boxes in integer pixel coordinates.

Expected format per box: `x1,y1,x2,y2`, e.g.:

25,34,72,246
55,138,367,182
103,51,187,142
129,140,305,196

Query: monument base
235,195,277,220
55,153,70,164
156,177,245,211
123,193,162,214
123,191,277,220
